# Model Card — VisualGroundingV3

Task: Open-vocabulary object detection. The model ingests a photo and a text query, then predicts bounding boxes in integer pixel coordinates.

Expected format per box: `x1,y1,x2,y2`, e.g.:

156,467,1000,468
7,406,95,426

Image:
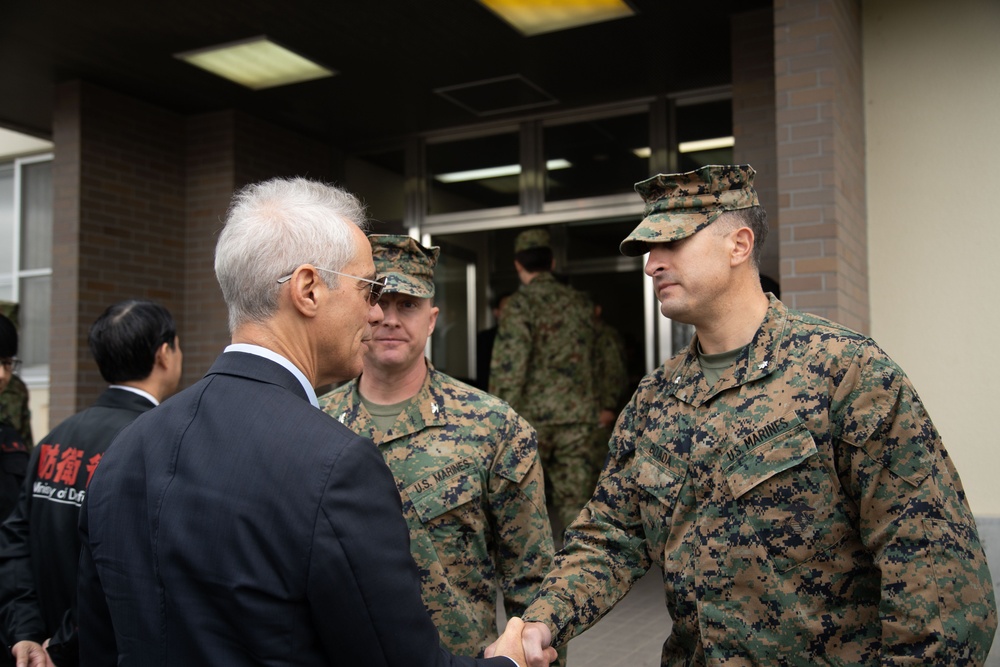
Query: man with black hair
0,300,182,667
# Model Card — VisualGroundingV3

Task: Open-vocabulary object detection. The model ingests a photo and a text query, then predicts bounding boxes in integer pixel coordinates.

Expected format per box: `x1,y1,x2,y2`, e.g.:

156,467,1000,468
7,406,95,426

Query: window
543,111,649,202
427,130,520,215
0,154,53,377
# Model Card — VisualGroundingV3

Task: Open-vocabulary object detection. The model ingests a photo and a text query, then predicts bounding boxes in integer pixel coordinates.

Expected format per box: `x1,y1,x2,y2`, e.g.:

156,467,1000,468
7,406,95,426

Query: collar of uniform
525,271,558,288
664,295,787,406
373,359,448,444
324,379,374,436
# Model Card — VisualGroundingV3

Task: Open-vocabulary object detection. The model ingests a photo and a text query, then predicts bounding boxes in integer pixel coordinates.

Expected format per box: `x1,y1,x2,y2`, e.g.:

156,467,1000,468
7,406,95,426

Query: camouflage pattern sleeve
594,323,628,412
0,376,33,447
832,346,997,663
522,390,654,647
489,291,530,413
487,408,555,619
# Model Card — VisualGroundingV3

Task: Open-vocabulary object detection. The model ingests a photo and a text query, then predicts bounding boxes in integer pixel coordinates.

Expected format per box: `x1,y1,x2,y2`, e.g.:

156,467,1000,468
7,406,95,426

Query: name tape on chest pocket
724,414,815,499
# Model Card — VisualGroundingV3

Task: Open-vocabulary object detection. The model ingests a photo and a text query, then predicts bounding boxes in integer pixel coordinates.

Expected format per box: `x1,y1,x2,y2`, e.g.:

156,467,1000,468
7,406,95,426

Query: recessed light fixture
478,0,634,37
175,37,334,90
435,159,571,184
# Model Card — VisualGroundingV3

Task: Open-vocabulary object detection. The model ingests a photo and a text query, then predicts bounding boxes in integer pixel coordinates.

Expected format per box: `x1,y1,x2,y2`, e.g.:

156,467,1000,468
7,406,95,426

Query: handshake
485,618,558,667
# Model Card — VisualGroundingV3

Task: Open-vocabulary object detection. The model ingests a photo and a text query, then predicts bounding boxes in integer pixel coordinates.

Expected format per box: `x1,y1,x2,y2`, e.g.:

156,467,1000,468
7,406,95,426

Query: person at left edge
0,314,29,523
75,177,555,667
0,301,181,667
0,303,32,451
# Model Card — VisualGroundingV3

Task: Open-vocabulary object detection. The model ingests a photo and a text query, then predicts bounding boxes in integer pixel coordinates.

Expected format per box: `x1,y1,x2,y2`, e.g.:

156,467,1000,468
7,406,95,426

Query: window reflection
543,112,648,202
676,100,734,172
427,132,519,214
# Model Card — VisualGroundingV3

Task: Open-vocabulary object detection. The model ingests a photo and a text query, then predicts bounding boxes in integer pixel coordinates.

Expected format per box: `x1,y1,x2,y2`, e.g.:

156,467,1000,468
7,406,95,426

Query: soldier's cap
619,164,759,257
514,228,551,253
368,234,440,298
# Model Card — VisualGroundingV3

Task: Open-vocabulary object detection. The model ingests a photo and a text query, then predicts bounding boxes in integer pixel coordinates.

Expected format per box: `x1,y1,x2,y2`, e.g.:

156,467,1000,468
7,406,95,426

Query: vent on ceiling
435,74,557,117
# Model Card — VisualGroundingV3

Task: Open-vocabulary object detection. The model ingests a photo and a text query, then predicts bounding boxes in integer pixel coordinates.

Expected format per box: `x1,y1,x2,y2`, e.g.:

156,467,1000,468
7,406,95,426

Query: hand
485,618,557,667
521,621,556,667
10,640,55,667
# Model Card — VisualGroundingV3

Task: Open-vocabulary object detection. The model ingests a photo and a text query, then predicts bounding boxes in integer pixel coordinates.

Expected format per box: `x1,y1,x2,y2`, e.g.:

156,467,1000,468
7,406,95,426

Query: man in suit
76,177,554,667
1,300,182,667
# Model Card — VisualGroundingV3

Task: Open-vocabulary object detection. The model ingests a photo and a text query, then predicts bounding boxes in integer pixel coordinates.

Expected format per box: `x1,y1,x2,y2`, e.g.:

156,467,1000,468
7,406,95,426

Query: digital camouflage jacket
489,272,597,426
524,296,997,666
320,362,555,656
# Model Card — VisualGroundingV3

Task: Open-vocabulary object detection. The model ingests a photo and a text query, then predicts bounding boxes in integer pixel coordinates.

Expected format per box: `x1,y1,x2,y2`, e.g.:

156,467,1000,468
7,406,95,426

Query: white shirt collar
224,343,319,408
107,384,159,406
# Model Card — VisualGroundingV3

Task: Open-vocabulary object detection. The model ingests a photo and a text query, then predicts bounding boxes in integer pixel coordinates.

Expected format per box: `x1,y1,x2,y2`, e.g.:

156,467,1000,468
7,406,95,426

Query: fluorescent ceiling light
632,147,651,159
478,0,633,36
175,37,334,90
679,136,735,153
436,159,571,183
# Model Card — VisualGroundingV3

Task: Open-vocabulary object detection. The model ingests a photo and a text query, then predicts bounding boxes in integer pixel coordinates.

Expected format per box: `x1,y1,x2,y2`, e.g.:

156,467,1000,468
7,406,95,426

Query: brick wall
181,112,236,387
774,0,869,331
52,84,341,418
51,81,186,421
180,111,338,385
732,7,780,285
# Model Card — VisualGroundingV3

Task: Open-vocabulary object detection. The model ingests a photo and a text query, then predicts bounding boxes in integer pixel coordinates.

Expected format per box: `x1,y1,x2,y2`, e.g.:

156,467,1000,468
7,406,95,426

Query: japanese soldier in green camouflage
489,229,599,533
507,165,997,666
319,235,559,660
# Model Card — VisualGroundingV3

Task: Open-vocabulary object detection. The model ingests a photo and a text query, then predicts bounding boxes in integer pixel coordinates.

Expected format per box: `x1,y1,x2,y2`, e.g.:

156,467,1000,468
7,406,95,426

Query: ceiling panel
0,0,769,151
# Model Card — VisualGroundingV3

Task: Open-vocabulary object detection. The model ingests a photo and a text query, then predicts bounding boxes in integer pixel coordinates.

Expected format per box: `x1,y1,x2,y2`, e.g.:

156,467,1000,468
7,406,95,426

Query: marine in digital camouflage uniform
319,235,557,659
489,229,599,531
517,165,997,666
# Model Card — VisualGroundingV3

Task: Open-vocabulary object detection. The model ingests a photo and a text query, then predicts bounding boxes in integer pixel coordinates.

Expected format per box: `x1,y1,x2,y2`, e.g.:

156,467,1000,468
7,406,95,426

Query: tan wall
864,0,1000,516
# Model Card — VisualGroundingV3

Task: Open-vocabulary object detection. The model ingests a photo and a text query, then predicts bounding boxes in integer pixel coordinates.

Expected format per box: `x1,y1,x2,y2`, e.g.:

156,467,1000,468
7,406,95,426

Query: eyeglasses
277,267,386,306
0,357,21,374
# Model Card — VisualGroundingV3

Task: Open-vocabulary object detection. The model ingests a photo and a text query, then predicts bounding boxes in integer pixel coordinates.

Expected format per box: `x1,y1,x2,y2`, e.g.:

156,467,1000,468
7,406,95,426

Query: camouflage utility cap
620,164,759,257
514,228,551,253
369,234,440,298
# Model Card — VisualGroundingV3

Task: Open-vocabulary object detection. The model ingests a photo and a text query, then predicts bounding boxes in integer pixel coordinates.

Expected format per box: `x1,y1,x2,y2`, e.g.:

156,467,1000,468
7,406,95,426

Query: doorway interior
428,218,651,395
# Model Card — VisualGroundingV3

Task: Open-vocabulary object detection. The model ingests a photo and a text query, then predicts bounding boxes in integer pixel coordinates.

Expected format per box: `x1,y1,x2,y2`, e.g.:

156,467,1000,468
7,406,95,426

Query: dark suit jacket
0,388,155,666
78,352,513,667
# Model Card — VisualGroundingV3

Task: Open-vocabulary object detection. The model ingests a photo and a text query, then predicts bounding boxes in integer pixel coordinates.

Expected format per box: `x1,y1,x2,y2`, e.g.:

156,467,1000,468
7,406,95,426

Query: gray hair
215,177,369,333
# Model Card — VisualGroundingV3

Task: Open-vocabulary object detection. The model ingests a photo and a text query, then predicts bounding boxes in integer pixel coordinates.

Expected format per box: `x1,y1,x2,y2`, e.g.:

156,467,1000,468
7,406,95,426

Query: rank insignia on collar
758,360,769,370
431,403,439,415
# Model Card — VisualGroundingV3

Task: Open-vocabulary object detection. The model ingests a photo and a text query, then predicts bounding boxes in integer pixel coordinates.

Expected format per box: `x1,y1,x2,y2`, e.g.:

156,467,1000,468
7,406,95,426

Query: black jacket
78,352,512,667
0,388,155,666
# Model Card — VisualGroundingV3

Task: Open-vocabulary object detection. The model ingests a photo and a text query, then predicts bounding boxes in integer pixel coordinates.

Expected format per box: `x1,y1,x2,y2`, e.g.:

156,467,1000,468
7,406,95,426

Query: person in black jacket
0,300,182,667
0,315,29,525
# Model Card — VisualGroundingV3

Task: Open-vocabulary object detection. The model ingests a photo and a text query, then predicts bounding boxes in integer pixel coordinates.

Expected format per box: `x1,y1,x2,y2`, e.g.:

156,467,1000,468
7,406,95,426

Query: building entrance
426,218,664,397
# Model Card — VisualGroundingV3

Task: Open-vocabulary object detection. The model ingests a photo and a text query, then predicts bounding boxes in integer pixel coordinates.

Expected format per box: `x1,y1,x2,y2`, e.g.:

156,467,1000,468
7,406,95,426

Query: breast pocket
634,444,687,558
725,421,850,573
405,466,486,577
409,472,483,527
